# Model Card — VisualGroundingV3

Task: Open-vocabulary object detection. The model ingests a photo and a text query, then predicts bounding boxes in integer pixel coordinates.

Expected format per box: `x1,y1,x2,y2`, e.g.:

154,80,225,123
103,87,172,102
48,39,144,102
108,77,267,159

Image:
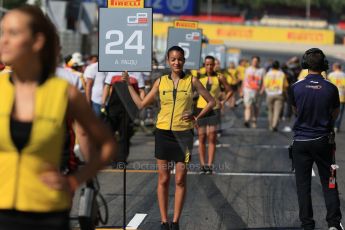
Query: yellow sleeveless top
156,74,194,131
0,73,71,212
197,73,220,109
225,69,238,85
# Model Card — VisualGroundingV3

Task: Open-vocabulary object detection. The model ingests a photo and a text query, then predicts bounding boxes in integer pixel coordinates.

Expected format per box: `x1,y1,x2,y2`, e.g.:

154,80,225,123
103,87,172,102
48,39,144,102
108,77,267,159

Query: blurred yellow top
225,68,239,85
197,73,221,109
191,67,206,78
0,73,71,212
327,71,345,103
263,69,288,96
236,65,247,81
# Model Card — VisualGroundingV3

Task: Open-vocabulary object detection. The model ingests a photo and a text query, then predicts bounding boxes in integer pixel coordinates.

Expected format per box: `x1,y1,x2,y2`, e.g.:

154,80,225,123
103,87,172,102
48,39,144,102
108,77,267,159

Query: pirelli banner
108,0,144,8
154,22,335,45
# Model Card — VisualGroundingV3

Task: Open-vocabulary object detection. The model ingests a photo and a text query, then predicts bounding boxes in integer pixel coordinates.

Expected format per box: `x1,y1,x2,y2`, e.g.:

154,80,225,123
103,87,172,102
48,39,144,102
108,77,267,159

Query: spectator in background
64,52,86,91
328,63,345,133
101,72,146,166
261,60,288,131
236,58,248,85
242,56,266,128
225,62,239,107
84,62,107,117
282,57,301,122
214,58,222,72
226,61,239,86
86,54,98,66
54,39,92,173
264,58,274,72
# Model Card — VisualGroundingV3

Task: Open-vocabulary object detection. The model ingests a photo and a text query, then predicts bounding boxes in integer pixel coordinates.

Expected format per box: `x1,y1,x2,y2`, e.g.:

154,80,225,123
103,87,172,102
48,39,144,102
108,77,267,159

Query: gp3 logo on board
185,32,200,42
127,13,148,26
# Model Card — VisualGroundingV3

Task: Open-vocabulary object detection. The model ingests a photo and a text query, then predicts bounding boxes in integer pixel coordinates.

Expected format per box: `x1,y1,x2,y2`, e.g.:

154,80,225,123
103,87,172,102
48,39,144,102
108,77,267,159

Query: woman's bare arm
192,77,216,120
125,72,160,110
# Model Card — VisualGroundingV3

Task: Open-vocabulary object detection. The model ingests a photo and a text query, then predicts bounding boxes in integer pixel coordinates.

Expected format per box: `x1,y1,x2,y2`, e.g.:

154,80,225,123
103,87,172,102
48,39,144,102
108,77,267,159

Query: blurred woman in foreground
0,5,116,230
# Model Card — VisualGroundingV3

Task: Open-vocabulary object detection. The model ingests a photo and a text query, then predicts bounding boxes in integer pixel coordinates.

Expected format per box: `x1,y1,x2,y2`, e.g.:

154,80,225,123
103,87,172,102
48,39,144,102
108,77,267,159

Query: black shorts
155,128,194,163
196,108,221,126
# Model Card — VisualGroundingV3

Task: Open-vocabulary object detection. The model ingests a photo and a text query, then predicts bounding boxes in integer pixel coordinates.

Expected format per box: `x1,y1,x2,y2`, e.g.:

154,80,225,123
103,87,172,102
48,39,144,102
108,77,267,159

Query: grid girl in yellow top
224,61,239,107
0,5,116,230
125,46,215,230
196,56,233,175
327,62,345,132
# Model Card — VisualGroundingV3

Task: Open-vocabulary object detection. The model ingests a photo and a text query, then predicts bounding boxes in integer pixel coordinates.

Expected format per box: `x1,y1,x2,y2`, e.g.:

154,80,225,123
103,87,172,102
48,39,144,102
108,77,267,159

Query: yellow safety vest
197,73,221,109
156,74,194,131
328,71,345,103
0,73,71,212
263,70,287,96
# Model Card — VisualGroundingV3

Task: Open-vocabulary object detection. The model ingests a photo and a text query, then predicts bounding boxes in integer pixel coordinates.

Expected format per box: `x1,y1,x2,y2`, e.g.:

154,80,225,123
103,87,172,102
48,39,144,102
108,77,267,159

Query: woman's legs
206,125,217,167
173,162,187,223
157,159,171,223
198,126,207,167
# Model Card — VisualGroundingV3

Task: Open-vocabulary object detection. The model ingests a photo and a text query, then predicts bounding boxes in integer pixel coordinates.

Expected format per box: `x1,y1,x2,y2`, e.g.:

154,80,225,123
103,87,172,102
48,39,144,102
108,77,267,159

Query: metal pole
122,83,128,230
306,0,311,20
123,158,127,230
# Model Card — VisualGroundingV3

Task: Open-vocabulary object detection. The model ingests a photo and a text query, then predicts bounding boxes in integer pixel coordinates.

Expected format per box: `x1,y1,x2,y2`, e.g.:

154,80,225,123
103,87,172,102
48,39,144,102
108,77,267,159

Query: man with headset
289,48,342,230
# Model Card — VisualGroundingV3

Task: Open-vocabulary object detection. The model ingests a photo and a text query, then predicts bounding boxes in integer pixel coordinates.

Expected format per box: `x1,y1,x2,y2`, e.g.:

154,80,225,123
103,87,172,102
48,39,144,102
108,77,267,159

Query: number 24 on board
105,30,145,55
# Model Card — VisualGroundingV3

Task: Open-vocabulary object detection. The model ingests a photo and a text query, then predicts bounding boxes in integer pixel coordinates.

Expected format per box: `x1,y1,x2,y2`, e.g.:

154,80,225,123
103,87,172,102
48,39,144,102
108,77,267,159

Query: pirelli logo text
174,21,198,29
108,0,144,8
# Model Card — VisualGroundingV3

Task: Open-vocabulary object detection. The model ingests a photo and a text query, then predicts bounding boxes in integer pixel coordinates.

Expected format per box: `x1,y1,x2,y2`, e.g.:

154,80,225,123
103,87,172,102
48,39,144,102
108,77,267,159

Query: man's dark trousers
292,136,342,229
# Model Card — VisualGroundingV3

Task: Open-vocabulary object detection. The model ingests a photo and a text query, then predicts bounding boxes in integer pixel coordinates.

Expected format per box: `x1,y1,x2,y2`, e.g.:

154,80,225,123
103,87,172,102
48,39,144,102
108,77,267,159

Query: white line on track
170,170,296,177
225,128,267,132
194,143,290,149
126,213,147,230
103,169,316,177
214,144,290,149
